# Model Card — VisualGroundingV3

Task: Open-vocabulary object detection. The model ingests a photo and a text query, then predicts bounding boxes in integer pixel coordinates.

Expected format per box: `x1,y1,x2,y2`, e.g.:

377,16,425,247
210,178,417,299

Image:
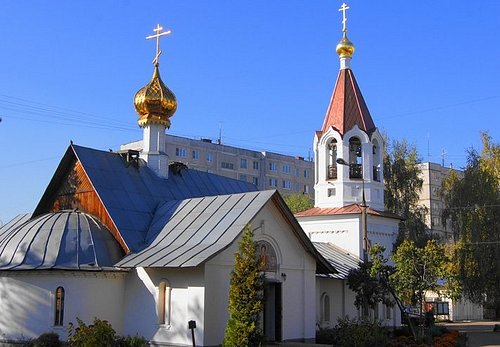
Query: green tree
384,138,429,246
441,132,500,316
223,225,264,347
391,240,449,314
283,192,313,214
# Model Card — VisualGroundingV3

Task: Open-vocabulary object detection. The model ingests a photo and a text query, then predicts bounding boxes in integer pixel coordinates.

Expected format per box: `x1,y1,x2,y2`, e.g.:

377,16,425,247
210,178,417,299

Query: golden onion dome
134,64,177,128
336,33,355,59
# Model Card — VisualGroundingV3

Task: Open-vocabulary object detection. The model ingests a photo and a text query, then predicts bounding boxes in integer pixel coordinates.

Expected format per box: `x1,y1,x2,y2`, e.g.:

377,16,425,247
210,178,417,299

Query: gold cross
146,24,172,66
338,3,350,33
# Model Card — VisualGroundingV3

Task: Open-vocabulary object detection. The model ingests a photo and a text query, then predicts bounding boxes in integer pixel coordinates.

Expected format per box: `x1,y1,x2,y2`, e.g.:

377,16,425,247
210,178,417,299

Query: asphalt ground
438,321,500,347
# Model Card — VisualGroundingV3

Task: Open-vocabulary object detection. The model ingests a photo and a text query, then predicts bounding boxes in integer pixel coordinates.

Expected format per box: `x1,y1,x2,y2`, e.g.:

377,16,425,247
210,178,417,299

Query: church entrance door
263,282,282,342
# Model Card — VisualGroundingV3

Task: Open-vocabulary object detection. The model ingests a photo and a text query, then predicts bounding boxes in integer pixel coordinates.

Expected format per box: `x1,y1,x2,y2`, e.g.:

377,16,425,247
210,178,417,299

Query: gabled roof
117,190,336,274
33,144,259,253
313,242,360,279
295,203,403,220
320,68,376,137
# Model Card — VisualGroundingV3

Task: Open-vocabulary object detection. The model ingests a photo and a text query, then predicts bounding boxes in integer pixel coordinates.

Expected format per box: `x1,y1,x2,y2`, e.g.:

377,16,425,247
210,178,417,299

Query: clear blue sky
1,1,499,223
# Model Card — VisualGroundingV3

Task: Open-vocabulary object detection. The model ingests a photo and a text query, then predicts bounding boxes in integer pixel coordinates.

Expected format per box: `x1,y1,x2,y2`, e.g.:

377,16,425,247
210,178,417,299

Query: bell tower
313,3,385,210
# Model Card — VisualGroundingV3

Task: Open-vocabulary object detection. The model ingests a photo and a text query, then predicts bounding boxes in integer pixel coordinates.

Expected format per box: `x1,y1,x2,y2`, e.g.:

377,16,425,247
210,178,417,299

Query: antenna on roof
217,122,222,145
441,148,447,167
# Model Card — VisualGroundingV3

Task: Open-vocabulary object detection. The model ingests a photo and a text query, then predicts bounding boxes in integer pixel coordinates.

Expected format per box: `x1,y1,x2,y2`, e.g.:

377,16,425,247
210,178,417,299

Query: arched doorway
256,240,282,342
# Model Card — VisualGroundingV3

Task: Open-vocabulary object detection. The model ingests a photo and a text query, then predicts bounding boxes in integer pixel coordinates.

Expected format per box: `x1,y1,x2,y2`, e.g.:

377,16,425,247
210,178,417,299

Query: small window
239,174,247,182
282,180,291,189
269,178,278,187
240,159,247,169
252,177,259,186
294,168,299,177
158,280,172,325
282,165,290,174
321,293,330,323
253,161,259,170
304,169,310,178
303,185,309,194
269,162,277,171
192,150,200,160
54,287,65,326
206,152,213,162
175,147,186,158
221,162,234,170
328,188,336,197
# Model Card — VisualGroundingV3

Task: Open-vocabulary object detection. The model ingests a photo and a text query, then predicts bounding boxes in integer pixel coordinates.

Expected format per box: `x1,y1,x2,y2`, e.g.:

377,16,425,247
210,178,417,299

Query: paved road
439,321,500,347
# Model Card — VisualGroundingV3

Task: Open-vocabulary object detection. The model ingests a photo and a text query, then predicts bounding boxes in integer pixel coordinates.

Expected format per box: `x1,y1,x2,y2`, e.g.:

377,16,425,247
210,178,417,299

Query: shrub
115,335,148,347
316,317,390,347
68,318,116,347
32,332,62,347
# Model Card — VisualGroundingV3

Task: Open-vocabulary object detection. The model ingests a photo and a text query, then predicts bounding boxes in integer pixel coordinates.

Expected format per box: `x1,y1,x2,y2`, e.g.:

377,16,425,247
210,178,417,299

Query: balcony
327,165,337,180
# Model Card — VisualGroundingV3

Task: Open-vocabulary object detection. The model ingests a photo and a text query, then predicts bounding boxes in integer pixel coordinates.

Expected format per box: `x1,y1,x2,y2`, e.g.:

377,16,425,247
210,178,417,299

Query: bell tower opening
348,137,362,179
327,139,338,180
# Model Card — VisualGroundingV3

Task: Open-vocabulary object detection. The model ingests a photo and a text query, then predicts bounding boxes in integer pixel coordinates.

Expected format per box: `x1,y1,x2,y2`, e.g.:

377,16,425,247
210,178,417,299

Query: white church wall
204,200,318,344
366,215,399,261
301,215,362,259
316,277,359,329
122,267,205,347
0,271,125,342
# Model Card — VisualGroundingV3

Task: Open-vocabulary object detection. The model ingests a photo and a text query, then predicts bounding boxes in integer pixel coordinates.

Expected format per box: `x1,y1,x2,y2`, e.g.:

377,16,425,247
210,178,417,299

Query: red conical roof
320,68,375,136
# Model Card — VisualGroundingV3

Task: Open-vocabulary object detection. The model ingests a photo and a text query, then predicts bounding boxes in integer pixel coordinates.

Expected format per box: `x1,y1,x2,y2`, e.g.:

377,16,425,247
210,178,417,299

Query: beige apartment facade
122,135,314,199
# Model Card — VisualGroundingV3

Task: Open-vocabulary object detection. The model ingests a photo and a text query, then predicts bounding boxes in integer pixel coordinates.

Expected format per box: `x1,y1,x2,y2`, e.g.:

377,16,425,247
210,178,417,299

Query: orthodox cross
146,24,172,66
338,3,350,33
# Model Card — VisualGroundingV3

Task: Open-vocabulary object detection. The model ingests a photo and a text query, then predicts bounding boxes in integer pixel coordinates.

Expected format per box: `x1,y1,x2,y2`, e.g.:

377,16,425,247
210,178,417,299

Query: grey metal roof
34,145,259,253
313,242,360,279
0,211,124,270
116,190,275,268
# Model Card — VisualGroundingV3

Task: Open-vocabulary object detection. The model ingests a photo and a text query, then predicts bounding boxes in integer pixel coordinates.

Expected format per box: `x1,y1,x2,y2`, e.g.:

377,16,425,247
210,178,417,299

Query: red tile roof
295,203,403,220
319,68,376,136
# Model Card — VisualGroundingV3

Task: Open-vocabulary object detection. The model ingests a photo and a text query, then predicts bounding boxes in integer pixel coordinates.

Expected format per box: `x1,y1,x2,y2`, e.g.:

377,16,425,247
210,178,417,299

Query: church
0,4,401,346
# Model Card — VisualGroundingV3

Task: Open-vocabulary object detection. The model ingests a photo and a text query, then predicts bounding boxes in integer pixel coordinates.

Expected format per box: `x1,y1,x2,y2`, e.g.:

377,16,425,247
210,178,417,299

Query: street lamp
336,157,368,261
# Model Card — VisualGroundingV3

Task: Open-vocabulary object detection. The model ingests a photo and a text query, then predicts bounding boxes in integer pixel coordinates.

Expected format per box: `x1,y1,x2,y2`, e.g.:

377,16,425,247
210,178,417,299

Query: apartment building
418,162,463,241
122,134,315,199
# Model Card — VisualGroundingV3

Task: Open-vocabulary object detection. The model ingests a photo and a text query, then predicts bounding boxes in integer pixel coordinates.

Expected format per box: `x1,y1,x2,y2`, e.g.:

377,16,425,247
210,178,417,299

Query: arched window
321,293,330,323
348,137,362,178
158,280,172,325
372,139,381,182
54,287,65,326
327,139,338,179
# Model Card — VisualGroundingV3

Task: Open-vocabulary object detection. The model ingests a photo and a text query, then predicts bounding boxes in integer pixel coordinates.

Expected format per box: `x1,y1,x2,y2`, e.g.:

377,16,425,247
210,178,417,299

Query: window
282,165,290,174
269,162,277,171
321,293,330,323
269,178,278,187
294,168,299,177
240,159,247,169
206,152,213,162
158,280,171,325
304,169,310,178
328,188,336,197
253,161,259,170
221,162,234,170
175,147,186,158
282,180,291,189
303,185,309,194
385,303,392,320
192,150,199,160
239,174,247,182
54,287,65,326
252,177,259,186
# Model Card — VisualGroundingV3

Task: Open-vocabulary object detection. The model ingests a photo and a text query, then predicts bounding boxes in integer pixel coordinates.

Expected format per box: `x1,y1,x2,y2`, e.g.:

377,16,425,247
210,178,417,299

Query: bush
316,317,390,346
32,332,62,347
115,335,148,347
67,318,148,347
